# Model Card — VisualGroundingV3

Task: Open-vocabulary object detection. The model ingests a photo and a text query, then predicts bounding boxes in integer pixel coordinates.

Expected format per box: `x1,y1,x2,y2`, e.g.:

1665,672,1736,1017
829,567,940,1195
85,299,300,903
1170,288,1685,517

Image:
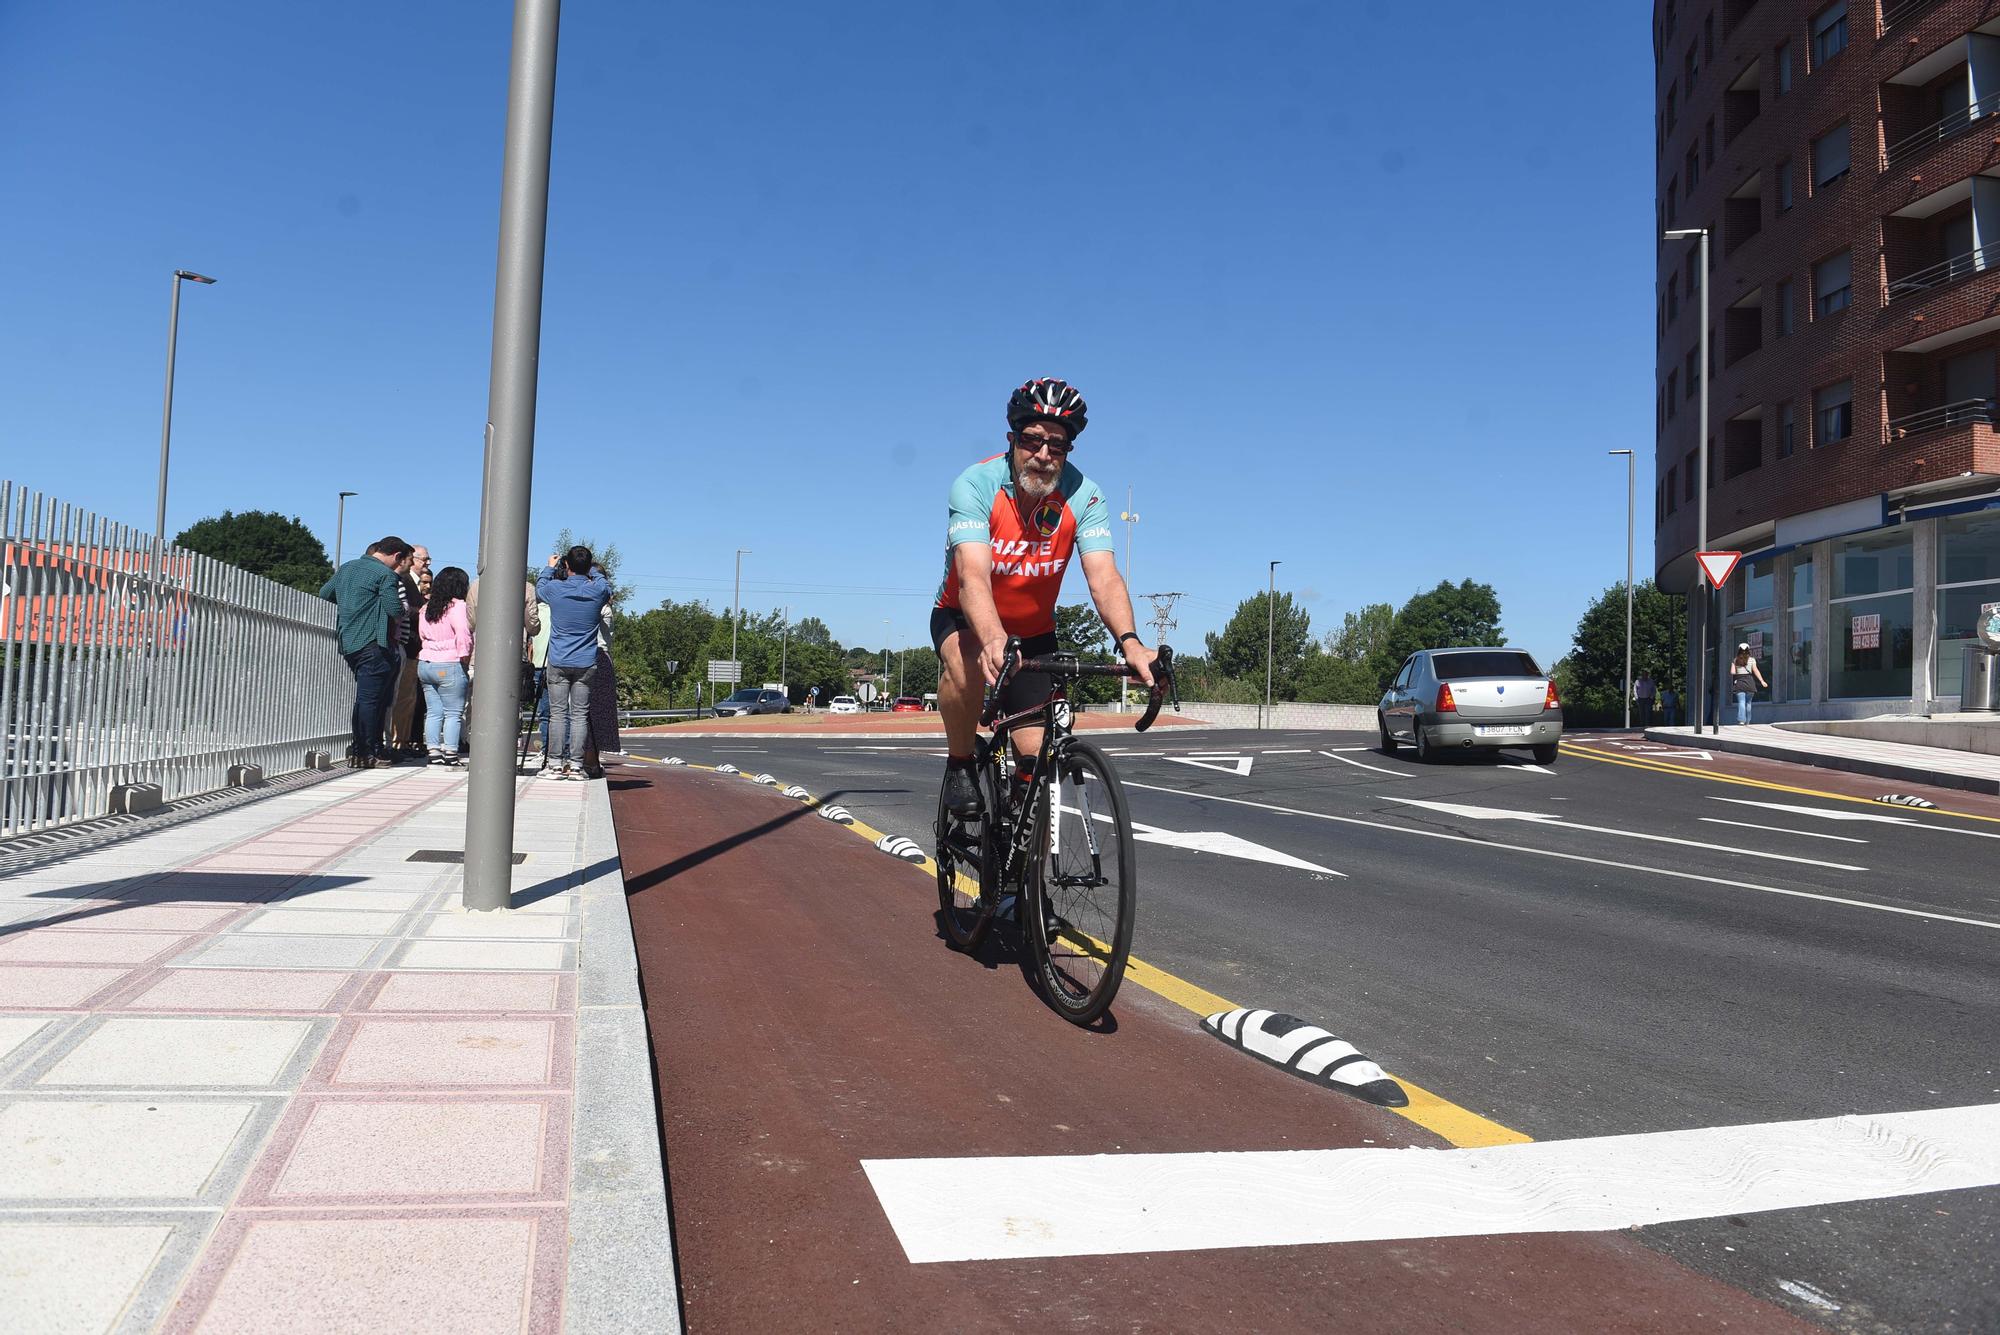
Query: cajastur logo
1032,498,1063,537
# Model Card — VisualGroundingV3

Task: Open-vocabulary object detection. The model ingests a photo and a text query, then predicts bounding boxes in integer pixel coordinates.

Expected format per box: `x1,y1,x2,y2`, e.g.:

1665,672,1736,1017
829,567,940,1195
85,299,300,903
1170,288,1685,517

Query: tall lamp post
1664,226,1712,734
779,605,789,688
157,269,217,544
1119,487,1140,711
334,491,358,567
1609,450,1636,730
1263,559,1282,730
882,618,891,703
732,548,750,663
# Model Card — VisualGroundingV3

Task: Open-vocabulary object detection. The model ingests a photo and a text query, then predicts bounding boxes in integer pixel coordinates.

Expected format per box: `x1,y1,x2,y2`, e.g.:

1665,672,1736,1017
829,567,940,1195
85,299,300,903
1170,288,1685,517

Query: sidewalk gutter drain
876,834,926,862
407,850,528,864
1202,1008,1407,1107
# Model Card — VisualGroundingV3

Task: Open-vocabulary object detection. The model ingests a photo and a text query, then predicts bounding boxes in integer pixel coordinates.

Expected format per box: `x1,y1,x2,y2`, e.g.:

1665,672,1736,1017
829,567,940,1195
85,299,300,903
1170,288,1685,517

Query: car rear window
1431,650,1541,679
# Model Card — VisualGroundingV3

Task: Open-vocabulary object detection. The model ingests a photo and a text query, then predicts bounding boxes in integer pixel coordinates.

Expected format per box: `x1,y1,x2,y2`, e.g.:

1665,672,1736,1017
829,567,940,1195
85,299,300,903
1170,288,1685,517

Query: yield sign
1696,550,1741,587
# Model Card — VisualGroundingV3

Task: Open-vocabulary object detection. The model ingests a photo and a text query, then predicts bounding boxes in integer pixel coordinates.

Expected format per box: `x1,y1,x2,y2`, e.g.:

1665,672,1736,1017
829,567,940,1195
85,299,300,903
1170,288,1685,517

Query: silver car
713,688,790,717
1377,648,1563,764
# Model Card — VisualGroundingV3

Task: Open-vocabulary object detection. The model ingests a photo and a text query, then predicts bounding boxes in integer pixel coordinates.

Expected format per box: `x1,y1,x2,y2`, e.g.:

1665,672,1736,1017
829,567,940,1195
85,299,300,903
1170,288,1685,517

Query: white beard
1014,466,1059,503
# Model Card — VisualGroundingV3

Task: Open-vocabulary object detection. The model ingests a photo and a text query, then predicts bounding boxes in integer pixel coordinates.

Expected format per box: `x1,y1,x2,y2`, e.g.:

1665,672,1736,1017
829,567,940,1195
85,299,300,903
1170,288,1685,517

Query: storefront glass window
1935,514,2000,692
1789,606,1814,700
1831,593,1914,698
1832,532,1912,599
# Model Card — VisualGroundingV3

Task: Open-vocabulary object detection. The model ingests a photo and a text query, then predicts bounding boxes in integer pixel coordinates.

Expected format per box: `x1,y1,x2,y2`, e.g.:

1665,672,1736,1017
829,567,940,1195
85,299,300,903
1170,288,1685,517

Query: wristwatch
1117,631,1141,650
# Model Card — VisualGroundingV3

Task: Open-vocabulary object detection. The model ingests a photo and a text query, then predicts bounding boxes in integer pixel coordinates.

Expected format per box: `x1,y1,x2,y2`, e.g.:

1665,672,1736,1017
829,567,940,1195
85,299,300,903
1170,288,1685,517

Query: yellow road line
626,753,1530,1149
1560,741,2000,826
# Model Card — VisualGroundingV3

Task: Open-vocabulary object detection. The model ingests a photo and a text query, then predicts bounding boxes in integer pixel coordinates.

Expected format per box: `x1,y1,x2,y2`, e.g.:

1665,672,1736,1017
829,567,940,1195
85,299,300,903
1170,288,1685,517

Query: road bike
933,637,1176,1025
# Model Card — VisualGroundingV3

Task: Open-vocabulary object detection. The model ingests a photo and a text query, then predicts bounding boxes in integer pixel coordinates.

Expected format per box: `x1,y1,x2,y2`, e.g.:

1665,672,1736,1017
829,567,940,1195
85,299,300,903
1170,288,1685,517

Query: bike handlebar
978,638,1179,732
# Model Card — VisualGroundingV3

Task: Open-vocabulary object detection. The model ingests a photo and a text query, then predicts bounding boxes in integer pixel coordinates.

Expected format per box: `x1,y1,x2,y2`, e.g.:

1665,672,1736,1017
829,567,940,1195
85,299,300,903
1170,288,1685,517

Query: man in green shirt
321,536,413,768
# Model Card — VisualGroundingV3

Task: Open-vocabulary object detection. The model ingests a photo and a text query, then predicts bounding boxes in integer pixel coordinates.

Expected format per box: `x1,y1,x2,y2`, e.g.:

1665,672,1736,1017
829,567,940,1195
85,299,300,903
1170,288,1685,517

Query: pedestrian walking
320,536,412,768
1659,683,1678,727
417,566,473,765
1729,643,1767,725
1634,670,1656,729
536,546,611,781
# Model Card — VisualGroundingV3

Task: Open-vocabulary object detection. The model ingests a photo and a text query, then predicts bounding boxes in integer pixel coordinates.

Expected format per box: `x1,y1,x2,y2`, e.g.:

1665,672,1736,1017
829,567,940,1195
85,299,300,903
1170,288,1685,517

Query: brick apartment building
1655,0,2000,717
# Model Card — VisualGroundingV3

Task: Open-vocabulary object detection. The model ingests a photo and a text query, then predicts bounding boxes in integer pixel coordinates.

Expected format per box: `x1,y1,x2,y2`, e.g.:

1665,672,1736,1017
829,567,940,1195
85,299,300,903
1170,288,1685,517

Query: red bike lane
608,761,1814,1333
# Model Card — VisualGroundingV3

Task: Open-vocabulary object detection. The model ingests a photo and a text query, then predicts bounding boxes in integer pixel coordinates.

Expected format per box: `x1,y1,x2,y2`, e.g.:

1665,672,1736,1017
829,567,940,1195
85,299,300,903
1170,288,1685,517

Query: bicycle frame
983,687,1102,895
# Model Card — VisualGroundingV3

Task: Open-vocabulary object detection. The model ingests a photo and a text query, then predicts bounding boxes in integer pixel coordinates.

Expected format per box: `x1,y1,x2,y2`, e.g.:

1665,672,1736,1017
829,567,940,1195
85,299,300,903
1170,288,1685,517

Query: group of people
321,537,620,778
1628,643,1768,729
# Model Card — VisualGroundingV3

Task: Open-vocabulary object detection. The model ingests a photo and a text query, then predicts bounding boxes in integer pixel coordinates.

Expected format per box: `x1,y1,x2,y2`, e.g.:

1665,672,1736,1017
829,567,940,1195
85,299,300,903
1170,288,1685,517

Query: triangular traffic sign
1696,550,1741,587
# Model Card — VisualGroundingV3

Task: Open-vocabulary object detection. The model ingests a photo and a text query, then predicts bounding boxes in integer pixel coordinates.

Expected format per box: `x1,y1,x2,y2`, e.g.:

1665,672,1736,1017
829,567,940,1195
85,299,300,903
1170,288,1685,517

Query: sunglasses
1013,432,1073,457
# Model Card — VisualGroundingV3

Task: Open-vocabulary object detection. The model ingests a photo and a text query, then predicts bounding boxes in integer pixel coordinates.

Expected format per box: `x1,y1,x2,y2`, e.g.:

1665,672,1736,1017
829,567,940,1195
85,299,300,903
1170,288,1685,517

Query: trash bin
1961,648,1999,712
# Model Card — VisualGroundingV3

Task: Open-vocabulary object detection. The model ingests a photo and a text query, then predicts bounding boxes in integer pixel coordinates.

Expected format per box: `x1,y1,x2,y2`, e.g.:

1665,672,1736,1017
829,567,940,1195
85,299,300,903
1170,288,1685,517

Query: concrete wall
1177,701,1377,731
1782,716,2000,755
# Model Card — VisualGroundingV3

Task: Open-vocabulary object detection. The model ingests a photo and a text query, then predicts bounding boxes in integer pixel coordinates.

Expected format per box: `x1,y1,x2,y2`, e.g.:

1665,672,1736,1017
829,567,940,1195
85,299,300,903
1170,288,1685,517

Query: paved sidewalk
0,765,673,1334
1644,723,2000,795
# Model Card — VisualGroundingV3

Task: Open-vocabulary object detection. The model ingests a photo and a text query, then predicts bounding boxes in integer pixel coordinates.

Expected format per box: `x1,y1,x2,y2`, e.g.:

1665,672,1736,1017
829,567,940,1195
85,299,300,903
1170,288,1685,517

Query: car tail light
1545,681,1561,710
1435,682,1457,713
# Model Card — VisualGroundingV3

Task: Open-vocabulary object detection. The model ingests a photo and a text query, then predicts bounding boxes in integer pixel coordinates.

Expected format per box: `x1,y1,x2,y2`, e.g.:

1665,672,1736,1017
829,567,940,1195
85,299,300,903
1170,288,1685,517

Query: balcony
1886,398,1997,442
1884,92,2000,170
1887,246,1994,302
1881,0,1946,34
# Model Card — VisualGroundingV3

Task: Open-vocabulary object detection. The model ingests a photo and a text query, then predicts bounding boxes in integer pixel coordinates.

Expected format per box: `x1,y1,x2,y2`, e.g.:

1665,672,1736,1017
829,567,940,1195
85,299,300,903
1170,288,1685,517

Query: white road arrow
1383,797,1865,871
1712,796,2000,841
1162,754,1254,777
1063,806,1340,876
863,1102,2000,1263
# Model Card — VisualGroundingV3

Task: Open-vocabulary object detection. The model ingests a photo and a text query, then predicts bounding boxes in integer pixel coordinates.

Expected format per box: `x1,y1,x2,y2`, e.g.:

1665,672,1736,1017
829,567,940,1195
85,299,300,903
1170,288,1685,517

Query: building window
1778,400,1797,456
1728,557,1778,703
1665,466,1678,513
1777,278,1796,335
1667,370,1678,417
1813,250,1852,316
1666,175,1678,220
1814,377,1853,443
1776,41,1793,94
1686,248,1700,295
1668,281,1680,323
1685,348,1699,397
1810,2,1847,69
1667,83,1679,134
1811,123,1850,187
1831,529,1912,699
1703,11,1713,60
1705,117,1716,166
1788,558,1815,701
1777,159,1793,212
1685,450,1698,501
1935,512,2000,692
1686,44,1699,89
1687,147,1701,190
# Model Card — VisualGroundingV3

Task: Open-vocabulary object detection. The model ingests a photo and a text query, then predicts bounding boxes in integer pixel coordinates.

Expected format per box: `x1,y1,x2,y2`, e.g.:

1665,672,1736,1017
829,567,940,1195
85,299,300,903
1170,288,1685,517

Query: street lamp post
1609,450,1635,730
1264,560,1282,730
732,548,750,663
882,618,891,703
780,605,788,688
334,491,358,568
1664,226,1712,734
1119,487,1140,712
156,269,217,544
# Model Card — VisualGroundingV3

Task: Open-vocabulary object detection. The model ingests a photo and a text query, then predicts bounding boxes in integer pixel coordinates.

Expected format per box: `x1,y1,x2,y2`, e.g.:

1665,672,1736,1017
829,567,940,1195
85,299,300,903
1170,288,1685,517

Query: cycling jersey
935,453,1114,636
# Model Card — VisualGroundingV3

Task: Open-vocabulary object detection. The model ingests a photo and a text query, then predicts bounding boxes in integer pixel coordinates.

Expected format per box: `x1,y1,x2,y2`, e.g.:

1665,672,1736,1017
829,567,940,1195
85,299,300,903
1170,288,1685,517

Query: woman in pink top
417,566,474,765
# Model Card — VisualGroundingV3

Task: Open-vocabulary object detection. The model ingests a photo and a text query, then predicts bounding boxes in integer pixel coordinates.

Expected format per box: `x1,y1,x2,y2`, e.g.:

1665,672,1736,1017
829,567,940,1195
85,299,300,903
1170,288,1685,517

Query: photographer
535,546,611,781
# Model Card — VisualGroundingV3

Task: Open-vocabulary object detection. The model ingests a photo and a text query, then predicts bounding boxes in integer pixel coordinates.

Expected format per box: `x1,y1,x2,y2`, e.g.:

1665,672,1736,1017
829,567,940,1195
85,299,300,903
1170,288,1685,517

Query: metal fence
1,481,349,838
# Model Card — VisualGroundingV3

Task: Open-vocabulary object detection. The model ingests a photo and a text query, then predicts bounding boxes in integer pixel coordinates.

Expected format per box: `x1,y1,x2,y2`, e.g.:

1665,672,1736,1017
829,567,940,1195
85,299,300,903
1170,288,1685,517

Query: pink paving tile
114,968,355,1012
196,855,322,870
0,964,135,1008
0,930,191,965
317,1017,566,1089
164,1211,563,1335
248,1095,568,1204
362,972,568,1013
60,903,238,933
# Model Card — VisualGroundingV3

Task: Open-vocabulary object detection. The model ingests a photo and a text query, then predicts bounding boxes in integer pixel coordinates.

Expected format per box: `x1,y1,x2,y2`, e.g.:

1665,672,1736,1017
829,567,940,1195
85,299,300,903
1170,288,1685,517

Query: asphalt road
618,724,1999,1334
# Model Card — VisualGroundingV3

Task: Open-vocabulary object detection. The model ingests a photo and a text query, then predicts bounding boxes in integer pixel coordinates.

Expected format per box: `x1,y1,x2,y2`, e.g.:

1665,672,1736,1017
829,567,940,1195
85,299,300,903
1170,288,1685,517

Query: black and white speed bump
1202,1009,1407,1107
751,773,778,785
1877,793,1937,809
715,763,740,774
876,834,927,862
817,804,855,824
660,757,685,766
781,785,812,800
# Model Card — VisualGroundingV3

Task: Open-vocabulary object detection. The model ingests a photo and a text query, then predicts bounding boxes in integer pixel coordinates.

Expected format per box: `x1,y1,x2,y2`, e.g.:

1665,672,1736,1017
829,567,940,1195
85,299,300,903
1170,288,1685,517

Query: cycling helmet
1006,377,1088,438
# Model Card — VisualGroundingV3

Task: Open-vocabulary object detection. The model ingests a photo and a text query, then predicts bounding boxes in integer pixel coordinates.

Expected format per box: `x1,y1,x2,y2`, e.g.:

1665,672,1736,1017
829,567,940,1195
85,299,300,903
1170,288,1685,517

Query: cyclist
935,377,1157,816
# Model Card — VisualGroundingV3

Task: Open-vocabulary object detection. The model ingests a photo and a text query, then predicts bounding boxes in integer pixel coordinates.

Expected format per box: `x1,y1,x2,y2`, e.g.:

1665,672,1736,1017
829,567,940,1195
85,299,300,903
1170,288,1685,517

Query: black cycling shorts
930,607,1060,720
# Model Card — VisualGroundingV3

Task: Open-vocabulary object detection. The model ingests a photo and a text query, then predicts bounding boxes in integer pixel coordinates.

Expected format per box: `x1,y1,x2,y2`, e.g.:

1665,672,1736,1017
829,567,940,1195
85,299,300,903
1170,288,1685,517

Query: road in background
620,726,1999,1333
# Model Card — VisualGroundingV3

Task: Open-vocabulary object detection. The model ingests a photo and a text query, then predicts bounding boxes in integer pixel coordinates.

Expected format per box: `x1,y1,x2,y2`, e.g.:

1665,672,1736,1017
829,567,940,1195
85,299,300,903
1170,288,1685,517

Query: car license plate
1475,725,1531,737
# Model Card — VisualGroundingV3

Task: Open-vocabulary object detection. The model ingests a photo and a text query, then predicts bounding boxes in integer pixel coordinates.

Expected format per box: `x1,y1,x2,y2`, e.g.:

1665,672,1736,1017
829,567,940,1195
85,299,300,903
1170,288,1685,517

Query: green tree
1377,580,1504,685
539,528,629,613
1055,602,1120,705
175,510,331,594
1203,590,1313,697
792,616,834,648
1327,603,1395,665
1564,580,1687,713
1295,647,1383,704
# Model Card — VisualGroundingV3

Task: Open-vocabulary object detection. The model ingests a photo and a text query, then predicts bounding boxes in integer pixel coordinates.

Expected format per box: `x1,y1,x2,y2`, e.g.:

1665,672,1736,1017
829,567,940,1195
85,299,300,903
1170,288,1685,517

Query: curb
1639,728,2000,797
623,722,1221,741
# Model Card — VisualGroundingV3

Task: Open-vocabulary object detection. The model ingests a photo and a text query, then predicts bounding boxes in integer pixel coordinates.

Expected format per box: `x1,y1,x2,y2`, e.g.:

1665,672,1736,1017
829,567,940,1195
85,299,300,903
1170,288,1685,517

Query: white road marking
1261,749,1313,754
1162,755,1254,777
863,1103,2000,1263
1382,797,1865,871
1120,779,2000,931
1699,818,1868,844
1711,796,2000,841
1320,751,1410,778
1063,805,1342,877
1494,762,1556,775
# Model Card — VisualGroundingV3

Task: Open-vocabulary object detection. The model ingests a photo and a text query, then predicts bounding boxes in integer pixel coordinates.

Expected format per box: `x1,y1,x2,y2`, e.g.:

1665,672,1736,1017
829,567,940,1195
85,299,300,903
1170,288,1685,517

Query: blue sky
0,1,1655,667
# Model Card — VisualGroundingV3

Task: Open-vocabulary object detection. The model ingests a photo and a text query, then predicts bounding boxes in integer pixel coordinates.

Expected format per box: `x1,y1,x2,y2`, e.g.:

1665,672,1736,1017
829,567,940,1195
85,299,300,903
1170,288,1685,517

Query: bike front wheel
934,751,1001,951
1027,739,1136,1024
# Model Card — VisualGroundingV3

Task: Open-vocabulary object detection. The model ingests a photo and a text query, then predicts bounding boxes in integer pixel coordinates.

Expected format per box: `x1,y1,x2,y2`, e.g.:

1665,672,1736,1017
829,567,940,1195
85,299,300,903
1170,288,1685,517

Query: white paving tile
416,913,575,941
236,909,406,937
0,1015,54,1065
271,888,428,911
0,1223,175,1335
395,940,568,971
41,1017,316,1087
0,1099,254,1198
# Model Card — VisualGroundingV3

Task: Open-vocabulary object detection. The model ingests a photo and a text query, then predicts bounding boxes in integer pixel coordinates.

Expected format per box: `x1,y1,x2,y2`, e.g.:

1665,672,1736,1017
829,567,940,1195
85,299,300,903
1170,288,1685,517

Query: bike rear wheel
934,751,1000,951
1027,739,1136,1024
